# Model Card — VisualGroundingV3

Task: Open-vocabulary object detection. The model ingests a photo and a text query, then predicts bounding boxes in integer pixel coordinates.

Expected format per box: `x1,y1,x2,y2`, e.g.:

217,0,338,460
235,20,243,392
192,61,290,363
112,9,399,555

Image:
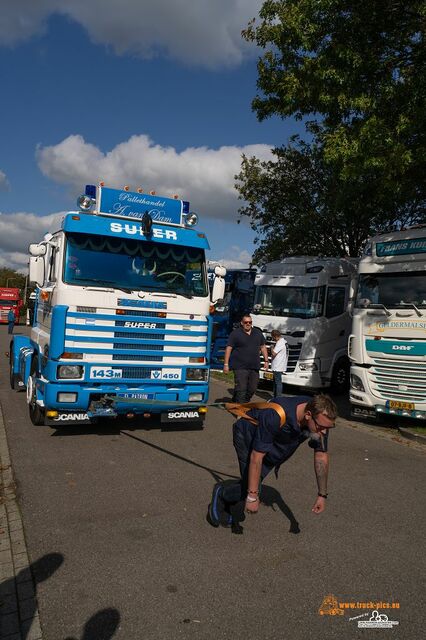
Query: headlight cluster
299,362,318,372
186,368,208,381
350,373,365,392
57,365,83,379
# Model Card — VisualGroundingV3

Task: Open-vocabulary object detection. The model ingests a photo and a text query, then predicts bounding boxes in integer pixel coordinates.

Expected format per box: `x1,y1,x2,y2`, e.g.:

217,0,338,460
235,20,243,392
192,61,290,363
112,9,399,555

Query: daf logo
391,345,413,351
53,413,90,422
398,385,409,392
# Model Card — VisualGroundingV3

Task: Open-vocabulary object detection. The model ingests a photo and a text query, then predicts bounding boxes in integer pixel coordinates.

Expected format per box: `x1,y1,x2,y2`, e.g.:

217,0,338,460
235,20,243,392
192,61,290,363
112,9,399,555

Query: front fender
11,336,35,388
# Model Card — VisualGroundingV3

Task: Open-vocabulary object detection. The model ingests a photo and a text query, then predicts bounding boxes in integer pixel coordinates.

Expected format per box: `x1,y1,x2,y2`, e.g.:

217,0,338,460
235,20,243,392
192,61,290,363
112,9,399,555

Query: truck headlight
350,373,365,392
57,365,83,379
299,362,318,371
186,368,208,381
189,393,203,402
57,392,77,402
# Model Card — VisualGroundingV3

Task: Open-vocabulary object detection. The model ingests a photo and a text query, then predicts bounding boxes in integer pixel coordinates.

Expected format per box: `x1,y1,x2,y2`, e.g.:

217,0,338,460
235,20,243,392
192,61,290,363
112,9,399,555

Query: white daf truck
349,226,426,421
253,256,358,392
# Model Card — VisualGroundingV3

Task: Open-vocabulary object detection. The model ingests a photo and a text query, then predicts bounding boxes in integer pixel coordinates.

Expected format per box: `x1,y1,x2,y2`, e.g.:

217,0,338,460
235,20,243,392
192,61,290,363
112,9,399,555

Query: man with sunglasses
223,314,269,403
207,394,337,528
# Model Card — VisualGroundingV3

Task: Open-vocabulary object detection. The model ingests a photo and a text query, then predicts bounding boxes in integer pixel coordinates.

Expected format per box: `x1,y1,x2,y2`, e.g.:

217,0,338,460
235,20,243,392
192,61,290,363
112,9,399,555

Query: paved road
1,325,425,639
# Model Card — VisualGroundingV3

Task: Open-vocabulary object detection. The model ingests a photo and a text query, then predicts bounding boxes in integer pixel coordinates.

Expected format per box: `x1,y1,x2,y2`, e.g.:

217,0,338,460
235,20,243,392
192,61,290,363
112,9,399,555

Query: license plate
161,409,201,423
263,372,273,380
387,400,415,411
117,393,154,400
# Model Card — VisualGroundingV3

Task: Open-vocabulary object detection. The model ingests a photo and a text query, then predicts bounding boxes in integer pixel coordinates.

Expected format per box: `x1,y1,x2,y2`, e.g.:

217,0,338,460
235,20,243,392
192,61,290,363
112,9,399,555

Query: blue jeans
273,371,283,397
221,421,273,505
8,322,14,335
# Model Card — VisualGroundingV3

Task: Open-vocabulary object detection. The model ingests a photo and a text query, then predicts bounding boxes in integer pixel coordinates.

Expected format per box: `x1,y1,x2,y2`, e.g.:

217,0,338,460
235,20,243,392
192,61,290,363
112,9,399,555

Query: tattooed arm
312,451,329,514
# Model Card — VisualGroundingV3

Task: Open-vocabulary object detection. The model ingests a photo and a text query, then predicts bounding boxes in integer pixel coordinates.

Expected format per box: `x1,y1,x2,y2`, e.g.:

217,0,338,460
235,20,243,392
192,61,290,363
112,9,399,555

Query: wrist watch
318,492,328,499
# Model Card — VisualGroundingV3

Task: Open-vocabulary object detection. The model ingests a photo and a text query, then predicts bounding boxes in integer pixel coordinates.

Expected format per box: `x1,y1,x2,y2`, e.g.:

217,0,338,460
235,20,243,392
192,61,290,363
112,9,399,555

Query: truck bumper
350,365,426,420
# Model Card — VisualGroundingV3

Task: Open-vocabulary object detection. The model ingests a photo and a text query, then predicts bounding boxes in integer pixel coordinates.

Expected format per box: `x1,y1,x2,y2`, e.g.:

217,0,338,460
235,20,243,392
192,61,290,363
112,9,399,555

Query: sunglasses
312,415,335,431
242,321,253,325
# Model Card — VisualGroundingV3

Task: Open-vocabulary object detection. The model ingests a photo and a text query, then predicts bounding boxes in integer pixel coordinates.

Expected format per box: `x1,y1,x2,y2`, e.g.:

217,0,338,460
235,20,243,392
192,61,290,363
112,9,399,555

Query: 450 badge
151,369,182,380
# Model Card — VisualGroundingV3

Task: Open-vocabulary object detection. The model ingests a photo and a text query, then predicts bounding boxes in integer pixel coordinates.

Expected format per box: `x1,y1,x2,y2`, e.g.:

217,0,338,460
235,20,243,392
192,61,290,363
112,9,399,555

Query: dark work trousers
221,421,272,506
273,371,283,397
232,368,259,403
8,321,14,335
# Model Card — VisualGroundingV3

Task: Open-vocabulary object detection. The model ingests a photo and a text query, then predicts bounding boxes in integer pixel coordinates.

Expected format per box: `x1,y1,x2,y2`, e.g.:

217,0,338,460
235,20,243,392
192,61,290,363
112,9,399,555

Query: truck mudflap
45,411,94,426
160,408,205,423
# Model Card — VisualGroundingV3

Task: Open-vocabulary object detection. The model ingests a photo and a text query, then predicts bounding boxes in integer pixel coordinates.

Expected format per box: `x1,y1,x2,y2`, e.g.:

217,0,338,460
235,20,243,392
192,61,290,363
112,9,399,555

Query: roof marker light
149,190,156,195
137,188,144,193
173,194,179,199
124,185,130,191
99,181,105,187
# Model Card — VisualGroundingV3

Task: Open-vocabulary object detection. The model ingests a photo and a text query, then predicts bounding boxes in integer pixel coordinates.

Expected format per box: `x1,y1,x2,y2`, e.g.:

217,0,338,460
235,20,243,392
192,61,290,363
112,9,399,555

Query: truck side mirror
29,243,47,257
211,265,226,304
29,256,45,287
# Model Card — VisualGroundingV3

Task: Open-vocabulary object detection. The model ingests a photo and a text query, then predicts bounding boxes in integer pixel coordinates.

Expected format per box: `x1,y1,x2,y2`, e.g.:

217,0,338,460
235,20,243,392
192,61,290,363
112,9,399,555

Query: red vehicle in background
0,288,22,324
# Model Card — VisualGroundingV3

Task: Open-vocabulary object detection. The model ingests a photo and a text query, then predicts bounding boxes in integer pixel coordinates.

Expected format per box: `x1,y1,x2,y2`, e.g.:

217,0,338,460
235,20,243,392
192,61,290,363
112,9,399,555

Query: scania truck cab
253,256,358,391
349,226,426,421
10,184,225,427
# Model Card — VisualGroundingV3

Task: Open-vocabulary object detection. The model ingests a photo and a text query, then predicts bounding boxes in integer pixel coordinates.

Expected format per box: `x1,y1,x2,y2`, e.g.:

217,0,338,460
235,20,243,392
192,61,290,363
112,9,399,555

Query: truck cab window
326,287,346,318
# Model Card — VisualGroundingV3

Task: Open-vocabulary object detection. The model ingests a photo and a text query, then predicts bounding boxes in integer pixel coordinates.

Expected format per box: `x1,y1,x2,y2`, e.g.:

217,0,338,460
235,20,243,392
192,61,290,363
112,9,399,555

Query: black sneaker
207,483,225,527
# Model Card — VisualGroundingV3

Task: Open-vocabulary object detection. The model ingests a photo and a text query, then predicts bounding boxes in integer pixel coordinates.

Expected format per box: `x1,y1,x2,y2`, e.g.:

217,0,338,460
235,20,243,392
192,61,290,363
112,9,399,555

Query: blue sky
0,1,303,271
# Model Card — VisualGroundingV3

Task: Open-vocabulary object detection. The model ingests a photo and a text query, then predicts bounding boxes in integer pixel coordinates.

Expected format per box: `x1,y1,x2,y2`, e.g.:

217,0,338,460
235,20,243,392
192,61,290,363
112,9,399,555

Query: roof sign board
376,237,426,257
97,186,189,226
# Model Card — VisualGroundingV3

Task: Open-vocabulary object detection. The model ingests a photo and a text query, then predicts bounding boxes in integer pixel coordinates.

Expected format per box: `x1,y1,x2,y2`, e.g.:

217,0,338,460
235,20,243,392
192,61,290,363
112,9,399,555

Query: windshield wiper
76,278,133,294
366,303,392,317
397,302,423,317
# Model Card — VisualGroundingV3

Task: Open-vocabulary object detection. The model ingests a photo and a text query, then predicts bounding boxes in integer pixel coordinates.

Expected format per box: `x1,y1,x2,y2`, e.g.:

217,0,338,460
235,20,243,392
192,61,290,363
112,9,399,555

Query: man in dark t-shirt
207,394,337,529
223,314,269,402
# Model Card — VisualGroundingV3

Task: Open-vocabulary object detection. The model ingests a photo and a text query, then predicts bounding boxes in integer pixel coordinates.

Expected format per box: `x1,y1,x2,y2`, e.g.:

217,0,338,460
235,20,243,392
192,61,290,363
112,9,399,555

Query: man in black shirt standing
223,314,269,402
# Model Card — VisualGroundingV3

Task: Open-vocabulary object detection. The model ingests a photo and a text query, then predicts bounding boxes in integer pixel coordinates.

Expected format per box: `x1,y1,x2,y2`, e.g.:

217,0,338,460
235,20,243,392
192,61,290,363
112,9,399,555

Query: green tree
0,268,26,291
237,0,426,258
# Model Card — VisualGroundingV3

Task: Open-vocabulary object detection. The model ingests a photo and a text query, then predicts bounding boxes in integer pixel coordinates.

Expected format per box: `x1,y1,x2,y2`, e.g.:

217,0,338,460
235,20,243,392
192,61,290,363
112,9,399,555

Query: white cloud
211,246,254,270
0,211,64,271
0,170,10,191
36,134,272,222
0,0,261,68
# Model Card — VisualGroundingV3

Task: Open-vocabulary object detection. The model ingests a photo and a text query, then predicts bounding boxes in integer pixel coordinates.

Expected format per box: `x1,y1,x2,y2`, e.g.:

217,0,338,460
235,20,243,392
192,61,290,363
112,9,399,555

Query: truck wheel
27,358,45,426
9,350,21,391
331,358,350,394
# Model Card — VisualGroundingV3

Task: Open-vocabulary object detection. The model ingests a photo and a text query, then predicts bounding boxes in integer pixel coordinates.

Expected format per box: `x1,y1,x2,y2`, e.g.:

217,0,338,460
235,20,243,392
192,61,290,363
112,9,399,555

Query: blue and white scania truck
10,184,225,427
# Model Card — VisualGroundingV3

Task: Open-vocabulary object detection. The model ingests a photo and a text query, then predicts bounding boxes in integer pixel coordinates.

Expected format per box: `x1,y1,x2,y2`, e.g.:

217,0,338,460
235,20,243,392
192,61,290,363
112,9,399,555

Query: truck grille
368,358,426,402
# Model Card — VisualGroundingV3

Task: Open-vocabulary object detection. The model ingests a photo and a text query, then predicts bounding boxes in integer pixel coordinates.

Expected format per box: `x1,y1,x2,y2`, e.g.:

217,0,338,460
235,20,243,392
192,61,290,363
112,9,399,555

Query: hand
263,364,269,371
223,363,229,373
311,496,326,514
245,498,259,514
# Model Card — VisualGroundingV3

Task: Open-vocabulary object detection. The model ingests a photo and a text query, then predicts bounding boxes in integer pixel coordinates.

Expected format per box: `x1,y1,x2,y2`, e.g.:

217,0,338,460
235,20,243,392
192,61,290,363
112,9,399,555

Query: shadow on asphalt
0,552,63,639
64,607,120,640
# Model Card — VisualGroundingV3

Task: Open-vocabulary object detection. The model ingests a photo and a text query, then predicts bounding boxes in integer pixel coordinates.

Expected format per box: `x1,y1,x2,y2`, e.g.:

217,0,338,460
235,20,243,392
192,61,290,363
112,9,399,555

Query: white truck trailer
349,226,426,421
253,256,358,392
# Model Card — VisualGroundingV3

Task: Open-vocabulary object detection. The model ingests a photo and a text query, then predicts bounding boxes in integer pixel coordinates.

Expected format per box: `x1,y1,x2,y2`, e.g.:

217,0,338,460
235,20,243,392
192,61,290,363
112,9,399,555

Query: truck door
321,286,348,375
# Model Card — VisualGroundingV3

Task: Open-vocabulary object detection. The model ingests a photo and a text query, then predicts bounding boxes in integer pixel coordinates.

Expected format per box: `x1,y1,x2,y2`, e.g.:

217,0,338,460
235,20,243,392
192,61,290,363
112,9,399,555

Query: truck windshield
63,232,208,297
253,286,325,318
355,272,426,308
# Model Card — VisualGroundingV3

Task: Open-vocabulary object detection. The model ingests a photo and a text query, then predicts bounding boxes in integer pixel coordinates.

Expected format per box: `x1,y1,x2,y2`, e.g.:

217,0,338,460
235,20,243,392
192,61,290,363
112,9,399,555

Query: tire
331,358,350,394
26,357,45,426
9,350,21,391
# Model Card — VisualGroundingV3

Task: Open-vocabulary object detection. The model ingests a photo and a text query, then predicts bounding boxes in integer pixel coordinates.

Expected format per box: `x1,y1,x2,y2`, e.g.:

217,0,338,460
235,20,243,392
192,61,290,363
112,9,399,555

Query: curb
398,426,426,445
0,404,43,640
